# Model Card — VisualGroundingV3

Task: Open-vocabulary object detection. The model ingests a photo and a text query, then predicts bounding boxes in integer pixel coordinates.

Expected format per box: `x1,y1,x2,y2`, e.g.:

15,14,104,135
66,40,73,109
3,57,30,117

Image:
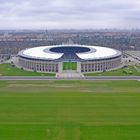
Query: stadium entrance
56,62,84,78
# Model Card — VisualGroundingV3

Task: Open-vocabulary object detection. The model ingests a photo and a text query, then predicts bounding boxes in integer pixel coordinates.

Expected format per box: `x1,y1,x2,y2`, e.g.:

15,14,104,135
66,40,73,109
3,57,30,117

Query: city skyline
0,0,140,29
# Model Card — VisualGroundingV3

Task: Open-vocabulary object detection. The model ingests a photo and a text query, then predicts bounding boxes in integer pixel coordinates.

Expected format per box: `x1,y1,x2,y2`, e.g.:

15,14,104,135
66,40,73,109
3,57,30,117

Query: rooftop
18,45,122,61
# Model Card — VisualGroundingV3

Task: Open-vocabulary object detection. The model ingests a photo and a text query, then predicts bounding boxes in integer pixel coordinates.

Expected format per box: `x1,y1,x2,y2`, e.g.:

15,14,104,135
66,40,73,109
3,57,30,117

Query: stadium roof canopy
19,45,122,61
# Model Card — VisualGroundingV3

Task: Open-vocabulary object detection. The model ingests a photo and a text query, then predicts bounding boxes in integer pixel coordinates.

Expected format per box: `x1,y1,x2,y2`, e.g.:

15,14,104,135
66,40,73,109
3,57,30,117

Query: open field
0,80,140,140
0,63,55,76
85,65,140,76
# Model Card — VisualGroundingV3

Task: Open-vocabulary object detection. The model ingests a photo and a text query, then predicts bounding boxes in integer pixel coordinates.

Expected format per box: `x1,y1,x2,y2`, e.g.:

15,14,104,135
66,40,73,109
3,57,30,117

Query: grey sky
0,0,140,29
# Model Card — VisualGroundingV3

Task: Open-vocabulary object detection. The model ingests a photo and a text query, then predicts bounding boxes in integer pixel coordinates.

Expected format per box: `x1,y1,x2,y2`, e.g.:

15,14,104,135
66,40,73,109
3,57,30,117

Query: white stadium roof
22,46,63,60
19,45,121,60
77,46,119,60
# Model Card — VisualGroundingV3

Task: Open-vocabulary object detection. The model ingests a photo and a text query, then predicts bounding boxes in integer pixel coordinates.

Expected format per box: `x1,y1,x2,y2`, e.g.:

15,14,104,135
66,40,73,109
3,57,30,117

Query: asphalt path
0,76,140,80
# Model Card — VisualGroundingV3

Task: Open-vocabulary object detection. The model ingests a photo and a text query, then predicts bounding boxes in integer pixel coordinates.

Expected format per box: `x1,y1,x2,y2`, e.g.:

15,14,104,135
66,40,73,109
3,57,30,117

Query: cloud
0,0,140,29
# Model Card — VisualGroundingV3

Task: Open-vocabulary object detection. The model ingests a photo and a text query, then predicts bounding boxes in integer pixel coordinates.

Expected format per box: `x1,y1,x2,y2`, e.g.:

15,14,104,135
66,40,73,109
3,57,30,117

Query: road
0,76,140,80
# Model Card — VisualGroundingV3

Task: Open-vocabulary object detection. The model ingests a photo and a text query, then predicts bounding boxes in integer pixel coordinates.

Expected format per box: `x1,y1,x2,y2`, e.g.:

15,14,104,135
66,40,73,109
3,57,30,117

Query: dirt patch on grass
7,84,76,88
8,84,48,88
51,84,75,88
79,88,114,93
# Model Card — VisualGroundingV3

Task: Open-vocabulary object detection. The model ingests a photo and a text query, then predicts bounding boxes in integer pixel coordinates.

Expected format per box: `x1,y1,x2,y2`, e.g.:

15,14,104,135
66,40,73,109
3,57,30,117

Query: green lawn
0,80,140,139
63,62,77,70
0,63,55,76
85,65,140,76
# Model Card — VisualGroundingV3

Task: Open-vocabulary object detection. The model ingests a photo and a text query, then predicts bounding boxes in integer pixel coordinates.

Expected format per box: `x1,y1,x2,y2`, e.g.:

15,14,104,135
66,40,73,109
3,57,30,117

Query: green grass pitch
63,62,77,70
0,80,140,139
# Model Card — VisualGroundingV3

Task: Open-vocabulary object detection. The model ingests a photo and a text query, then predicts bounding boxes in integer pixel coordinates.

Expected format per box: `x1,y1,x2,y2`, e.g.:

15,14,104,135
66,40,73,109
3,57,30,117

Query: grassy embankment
0,63,55,76
85,65,140,76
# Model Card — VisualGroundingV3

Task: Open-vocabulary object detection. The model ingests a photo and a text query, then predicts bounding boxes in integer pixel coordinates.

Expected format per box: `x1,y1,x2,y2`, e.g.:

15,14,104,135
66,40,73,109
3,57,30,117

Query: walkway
56,72,84,78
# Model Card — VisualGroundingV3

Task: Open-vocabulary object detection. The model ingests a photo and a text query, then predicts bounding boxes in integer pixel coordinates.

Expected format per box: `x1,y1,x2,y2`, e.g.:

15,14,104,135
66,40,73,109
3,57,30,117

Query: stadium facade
18,45,122,73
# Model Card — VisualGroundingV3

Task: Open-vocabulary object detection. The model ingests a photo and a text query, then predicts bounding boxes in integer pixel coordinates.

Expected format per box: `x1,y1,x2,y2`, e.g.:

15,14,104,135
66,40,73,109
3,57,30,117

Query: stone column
77,62,81,73
58,62,63,73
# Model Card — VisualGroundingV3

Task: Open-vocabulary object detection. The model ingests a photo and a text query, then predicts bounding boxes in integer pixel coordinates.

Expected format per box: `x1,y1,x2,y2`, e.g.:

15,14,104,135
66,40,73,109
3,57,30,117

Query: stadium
18,45,122,73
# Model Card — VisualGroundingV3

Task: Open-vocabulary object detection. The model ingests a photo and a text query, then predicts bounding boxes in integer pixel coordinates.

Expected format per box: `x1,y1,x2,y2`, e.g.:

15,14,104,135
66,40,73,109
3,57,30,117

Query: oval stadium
18,45,122,73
